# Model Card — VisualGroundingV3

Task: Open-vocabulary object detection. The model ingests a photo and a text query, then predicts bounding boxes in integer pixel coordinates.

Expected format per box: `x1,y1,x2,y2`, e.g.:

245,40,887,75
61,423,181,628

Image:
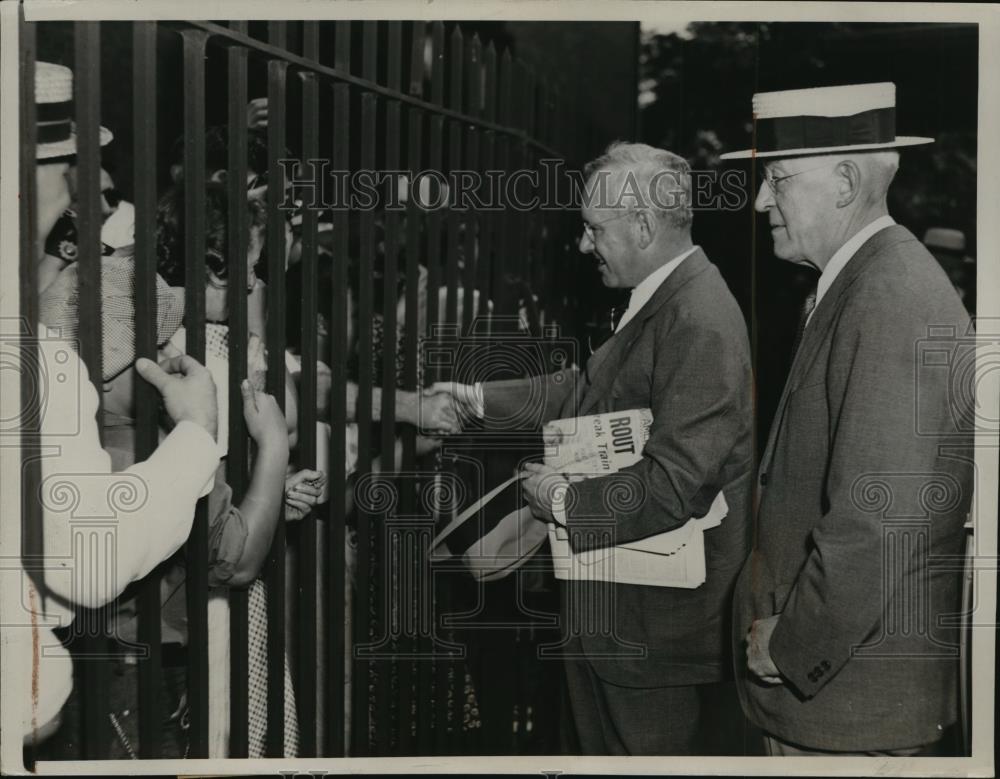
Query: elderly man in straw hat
721,82,975,756
8,61,220,748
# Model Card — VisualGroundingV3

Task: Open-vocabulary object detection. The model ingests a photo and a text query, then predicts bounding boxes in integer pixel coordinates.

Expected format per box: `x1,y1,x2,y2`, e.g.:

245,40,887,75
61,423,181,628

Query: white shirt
2,328,219,743
809,215,895,324
615,246,699,333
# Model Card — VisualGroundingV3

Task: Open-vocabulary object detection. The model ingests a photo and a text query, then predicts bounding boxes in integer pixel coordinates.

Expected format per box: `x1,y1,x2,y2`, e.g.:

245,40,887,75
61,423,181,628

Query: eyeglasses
761,163,832,194
582,208,634,241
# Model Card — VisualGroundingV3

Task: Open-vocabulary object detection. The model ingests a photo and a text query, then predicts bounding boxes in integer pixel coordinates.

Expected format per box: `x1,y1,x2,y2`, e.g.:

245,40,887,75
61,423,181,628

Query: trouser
27,642,189,762
106,645,190,759
763,733,943,757
561,649,718,756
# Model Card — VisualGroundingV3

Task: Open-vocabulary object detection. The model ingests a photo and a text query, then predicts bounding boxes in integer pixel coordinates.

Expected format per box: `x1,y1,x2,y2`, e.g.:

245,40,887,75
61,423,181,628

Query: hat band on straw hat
38,120,73,145
37,98,74,145
757,107,896,155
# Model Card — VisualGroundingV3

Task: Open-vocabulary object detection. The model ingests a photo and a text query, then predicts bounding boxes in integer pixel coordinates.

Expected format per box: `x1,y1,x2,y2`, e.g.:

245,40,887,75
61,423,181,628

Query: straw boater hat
720,82,933,160
36,61,112,160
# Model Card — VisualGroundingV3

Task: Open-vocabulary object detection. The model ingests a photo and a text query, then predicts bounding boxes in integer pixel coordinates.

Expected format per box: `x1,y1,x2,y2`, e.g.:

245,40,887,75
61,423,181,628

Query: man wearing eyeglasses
436,141,753,754
722,84,974,756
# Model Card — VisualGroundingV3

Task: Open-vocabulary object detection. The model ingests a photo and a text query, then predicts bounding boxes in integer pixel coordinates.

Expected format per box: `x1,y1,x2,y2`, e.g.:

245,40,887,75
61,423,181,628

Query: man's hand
240,380,288,449
246,97,269,129
284,468,325,521
746,615,782,684
417,391,461,435
520,462,569,523
423,381,481,423
415,435,442,456
136,354,218,439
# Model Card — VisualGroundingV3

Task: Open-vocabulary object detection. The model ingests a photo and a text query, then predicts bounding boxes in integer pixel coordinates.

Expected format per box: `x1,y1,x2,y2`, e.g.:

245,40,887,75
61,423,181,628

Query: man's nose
754,181,774,213
579,230,594,255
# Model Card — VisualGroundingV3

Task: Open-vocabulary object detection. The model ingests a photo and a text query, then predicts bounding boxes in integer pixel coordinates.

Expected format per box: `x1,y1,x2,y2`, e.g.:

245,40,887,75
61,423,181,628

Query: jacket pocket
772,582,794,614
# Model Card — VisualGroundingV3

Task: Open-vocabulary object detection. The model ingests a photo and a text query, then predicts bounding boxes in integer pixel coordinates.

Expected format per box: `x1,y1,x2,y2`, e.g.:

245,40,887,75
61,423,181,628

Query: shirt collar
814,215,895,312
615,245,698,333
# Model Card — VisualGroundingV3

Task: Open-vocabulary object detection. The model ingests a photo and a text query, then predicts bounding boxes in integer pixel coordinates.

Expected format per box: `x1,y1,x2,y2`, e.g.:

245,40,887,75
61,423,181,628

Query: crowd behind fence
21,18,588,759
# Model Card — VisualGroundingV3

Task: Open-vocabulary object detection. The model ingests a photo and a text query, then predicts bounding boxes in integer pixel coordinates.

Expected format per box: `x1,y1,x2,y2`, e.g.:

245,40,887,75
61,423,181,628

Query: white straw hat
720,82,933,160
36,61,112,160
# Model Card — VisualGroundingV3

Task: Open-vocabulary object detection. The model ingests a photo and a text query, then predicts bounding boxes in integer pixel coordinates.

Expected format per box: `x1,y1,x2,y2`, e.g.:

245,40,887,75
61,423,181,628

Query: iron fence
21,17,588,759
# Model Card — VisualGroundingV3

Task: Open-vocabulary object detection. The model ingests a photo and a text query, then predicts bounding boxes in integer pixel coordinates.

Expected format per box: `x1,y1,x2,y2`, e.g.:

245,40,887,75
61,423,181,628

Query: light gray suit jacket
485,249,753,687
733,224,974,751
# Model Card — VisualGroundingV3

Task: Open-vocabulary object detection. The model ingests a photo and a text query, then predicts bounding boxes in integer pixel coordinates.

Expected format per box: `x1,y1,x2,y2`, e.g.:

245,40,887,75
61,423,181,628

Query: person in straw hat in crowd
721,82,975,756
9,60,220,752
923,226,975,314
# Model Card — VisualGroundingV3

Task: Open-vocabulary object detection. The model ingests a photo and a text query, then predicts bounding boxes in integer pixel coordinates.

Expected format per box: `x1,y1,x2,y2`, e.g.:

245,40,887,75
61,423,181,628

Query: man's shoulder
843,229,967,322
653,253,744,329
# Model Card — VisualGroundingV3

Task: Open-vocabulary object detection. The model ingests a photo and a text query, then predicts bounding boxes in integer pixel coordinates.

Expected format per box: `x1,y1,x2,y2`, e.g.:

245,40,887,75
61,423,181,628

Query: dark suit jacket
733,225,975,751
484,249,753,687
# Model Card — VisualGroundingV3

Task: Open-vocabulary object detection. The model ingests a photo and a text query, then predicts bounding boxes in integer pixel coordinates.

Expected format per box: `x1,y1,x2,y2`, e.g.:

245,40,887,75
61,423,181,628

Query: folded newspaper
543,408,727,587
429,408,727,588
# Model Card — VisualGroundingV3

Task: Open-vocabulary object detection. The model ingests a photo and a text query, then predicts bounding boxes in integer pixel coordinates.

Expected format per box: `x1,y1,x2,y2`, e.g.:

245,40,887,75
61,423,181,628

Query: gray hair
583,141,693,231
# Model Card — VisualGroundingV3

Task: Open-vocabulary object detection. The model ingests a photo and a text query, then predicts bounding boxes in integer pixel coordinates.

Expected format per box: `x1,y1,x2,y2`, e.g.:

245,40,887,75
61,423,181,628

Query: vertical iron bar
264,50,289,757
297,19,321,757
444,26,462,333
494,49,513,316
424,20,446,756
74,21,110,761
375,18,403,758
132,20,164,758
18,20,47,758
226,20,251,758
437,23,465,757
181,29,210,759
74,23,103,427
325,19,351,758
479,42,497,314
517,63,534,291
18,10,41,575
398,20,426,757
461,35,481,337
352,19,378,757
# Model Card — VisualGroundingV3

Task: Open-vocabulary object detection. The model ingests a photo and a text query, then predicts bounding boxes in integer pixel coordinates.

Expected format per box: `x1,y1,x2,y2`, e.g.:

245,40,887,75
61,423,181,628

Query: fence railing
22,17,585,760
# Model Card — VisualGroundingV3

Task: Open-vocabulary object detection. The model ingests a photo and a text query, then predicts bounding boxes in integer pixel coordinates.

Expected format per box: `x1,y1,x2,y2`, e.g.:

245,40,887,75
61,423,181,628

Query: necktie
588,305,628,355
789,284,818,359
610,303,628,333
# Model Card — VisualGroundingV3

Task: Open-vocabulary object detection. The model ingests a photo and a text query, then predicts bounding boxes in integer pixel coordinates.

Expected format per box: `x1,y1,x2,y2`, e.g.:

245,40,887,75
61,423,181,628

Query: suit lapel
578,250,711,416
759,225,916,475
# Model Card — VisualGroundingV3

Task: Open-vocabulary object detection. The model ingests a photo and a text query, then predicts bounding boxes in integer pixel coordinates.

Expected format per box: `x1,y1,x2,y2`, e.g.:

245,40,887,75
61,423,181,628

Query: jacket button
760,472,769,486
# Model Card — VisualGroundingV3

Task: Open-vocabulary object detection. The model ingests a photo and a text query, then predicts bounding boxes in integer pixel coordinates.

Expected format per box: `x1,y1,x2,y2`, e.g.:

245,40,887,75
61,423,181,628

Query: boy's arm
226,440,289,587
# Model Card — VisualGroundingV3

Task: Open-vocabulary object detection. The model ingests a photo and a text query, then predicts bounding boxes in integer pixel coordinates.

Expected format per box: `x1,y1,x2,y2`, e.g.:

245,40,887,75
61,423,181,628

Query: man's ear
208,169,228,184
835,160,861,208
635,208,656,249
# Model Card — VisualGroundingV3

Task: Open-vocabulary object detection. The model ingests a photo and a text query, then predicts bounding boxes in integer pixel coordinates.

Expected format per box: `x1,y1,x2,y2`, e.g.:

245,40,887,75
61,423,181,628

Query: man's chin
772,244,806,265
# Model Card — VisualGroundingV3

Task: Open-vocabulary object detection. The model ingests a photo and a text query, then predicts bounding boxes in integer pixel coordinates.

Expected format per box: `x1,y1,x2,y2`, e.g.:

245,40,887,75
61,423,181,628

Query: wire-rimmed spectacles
582,208,634,241
761,163,832,194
